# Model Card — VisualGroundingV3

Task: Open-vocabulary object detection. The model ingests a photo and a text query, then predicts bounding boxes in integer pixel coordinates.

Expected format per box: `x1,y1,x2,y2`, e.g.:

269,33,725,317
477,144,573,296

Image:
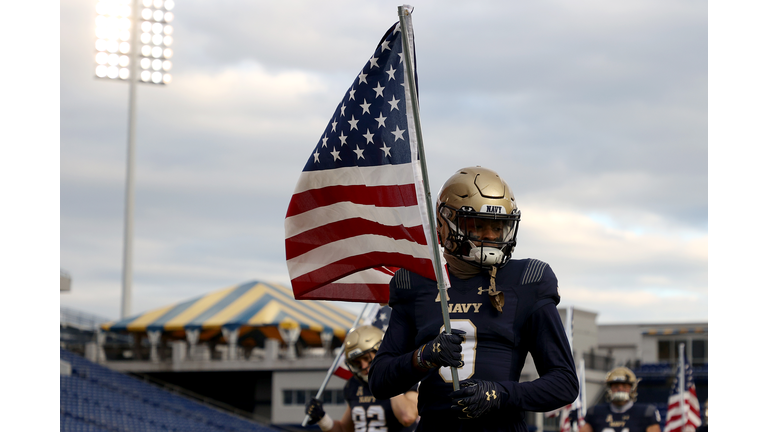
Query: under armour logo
486,390,496,401
433,343,441,353
477,287,491,295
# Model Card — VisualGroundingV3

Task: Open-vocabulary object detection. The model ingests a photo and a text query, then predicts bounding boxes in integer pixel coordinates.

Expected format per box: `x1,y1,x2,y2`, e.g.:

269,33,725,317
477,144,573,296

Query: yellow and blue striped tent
100,280,357,346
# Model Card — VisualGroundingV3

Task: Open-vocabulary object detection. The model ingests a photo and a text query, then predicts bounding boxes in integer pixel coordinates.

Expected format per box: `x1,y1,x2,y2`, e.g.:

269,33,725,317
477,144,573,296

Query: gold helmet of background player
604,366,640,403
343,325,384,382
436,166,521,269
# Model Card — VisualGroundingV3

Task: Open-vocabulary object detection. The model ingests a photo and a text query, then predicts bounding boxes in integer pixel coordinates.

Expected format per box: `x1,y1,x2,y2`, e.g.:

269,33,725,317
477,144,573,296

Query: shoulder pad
644,404,659,418
388,268,422,306
520,259,549,284
392,268,413,290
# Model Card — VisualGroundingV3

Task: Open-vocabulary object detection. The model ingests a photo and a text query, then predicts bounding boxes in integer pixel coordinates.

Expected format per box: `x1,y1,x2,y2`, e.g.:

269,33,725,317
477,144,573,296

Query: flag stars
313,149,320,163
374,112,387,128
358,71,368,84
348,88,356,101
331,119,337,132
340,103,346,117
360,99,371,115
398,52,404,63
353,145,365,160
380,143,392,157
363,128,375,144
339,131,348,146
385,65,397,81
331,147,341,161
348,115,359,131
391,125,405,141
380,40,391,52
321,134,328,148
368,56,379,69
372,82,385,98
388,95,400,112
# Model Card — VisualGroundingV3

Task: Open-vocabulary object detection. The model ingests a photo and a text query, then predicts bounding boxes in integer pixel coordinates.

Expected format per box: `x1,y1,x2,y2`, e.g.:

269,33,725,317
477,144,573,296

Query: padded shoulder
392,268,414,290
643,404,660,418
520,258,549,284
388,268,431,306
521,259,560,306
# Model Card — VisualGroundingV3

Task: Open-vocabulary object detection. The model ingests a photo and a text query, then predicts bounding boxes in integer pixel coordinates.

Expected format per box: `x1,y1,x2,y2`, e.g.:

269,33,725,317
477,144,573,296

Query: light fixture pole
121,0,140,320
94,0,175,319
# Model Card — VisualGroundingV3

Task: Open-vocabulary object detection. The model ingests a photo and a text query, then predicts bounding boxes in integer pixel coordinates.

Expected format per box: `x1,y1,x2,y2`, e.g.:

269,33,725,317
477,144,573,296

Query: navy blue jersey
344,376,415,432
368,259,578,432
584,402,661,432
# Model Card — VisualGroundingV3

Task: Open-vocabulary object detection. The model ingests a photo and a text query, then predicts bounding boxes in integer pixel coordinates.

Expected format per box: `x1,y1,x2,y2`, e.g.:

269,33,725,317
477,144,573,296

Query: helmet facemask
439,204,520,269
604,367,640,404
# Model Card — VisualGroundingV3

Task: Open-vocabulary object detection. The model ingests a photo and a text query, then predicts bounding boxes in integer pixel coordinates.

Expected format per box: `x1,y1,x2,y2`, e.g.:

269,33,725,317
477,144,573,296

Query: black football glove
449,379,507,419
304,397,326,425
420,329,465,368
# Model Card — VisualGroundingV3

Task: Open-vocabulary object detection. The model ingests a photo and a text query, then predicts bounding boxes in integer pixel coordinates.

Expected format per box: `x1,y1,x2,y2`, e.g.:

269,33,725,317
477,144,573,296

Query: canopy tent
101,280,357,347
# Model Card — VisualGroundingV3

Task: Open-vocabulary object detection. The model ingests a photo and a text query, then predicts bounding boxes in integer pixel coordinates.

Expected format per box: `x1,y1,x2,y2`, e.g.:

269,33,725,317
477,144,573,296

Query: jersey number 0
438,319,477,383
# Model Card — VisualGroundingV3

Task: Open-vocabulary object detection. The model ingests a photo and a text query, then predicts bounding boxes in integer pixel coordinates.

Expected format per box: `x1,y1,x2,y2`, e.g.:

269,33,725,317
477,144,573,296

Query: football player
304,325,419,432
368,166,579,431
580,367,661,432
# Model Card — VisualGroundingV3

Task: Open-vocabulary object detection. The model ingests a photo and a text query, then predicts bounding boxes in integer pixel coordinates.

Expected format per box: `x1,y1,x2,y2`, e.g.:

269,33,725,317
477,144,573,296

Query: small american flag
285,16,442,303
663,354,701,432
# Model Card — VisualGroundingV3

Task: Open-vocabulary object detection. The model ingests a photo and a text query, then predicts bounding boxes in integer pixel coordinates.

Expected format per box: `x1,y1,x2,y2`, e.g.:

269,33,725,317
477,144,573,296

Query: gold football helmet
343,325,384,382
436,166,521,268
604,367,640,403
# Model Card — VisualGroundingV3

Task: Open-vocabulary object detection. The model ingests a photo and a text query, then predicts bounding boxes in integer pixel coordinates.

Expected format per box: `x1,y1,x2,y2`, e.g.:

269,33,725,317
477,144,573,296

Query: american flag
332,304,393,380
663,354,701,432
285,16,443,303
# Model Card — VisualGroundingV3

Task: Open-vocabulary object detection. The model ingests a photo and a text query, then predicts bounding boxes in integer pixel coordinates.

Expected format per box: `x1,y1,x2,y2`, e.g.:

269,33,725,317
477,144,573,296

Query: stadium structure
60,279,707,431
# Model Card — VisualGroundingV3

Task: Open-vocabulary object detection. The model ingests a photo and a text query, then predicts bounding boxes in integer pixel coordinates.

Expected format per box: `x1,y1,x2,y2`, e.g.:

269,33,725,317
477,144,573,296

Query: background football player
368,166,579,431
304,325,419,432
580,367,661,432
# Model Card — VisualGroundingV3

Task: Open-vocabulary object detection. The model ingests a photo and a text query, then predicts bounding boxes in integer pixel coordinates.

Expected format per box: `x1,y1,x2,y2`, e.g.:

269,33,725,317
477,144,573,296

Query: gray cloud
60,0,706,323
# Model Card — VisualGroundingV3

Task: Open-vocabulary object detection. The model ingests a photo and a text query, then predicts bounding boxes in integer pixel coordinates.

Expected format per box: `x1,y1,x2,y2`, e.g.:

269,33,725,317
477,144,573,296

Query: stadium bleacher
60,348,282,432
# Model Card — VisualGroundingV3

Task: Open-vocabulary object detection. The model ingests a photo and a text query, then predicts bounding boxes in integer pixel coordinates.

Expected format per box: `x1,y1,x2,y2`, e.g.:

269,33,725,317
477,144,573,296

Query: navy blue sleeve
641,404,661,428
368,299,429,399
368,273,430,400
497,301,578,412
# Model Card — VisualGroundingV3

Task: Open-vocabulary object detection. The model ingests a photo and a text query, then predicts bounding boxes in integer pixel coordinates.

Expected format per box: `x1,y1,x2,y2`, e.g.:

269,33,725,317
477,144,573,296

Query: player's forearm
498,367,579,412
390,391,419,426
368,350,427,399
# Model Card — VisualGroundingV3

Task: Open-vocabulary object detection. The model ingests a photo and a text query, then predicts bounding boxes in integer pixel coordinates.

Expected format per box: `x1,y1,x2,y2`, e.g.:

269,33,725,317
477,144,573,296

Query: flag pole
678,343,686,429
397,5,461,390
301,303,373,427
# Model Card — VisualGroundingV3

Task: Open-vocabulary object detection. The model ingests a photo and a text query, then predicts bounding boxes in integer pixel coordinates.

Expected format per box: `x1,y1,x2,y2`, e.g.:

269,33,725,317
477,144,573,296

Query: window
692,339,707,365
282,389,346,406
658,338,707,366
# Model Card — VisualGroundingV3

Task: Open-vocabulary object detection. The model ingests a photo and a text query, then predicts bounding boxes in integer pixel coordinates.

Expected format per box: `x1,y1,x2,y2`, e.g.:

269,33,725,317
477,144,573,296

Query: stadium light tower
94,0,175,319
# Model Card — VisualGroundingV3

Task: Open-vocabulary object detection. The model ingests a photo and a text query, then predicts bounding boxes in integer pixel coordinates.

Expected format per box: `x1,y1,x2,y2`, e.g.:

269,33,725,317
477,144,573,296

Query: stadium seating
60,348,281,432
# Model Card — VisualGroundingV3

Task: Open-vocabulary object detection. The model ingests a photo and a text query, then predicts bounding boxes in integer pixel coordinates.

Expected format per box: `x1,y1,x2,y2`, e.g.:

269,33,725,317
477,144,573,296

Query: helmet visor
459,214,517,246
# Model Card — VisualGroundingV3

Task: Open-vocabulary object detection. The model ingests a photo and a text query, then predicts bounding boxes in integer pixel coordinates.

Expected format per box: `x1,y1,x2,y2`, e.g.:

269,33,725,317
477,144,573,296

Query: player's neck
610,400,634,413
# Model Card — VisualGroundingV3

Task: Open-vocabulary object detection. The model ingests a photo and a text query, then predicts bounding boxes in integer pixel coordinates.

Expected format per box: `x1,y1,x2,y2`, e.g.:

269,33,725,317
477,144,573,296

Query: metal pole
678,343,687,428
301,304,373,427
121,0,141,319
397,5,460,391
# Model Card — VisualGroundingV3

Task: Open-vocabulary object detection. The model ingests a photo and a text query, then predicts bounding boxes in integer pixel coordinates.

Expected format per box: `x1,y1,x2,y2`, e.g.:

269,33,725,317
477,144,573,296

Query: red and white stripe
286,164,438,303
664,385,701,432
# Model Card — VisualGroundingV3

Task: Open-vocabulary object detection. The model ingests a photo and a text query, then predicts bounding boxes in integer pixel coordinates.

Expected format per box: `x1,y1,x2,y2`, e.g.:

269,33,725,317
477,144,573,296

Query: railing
60,306,111,330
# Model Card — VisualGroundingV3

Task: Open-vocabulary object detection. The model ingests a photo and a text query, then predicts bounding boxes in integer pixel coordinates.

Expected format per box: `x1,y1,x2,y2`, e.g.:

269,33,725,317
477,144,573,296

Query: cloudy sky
54,0,711,324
